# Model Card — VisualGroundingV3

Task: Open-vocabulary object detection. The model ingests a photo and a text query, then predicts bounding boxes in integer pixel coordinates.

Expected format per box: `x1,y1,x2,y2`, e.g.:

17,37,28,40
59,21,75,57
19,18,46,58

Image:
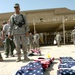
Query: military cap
14,3,20,8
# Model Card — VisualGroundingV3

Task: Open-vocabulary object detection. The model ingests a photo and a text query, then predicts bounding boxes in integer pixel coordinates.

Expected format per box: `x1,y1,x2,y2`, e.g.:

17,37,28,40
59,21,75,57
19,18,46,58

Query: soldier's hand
0,37,4,40
26,32,29,37
2,35,4,40
8,34,11,38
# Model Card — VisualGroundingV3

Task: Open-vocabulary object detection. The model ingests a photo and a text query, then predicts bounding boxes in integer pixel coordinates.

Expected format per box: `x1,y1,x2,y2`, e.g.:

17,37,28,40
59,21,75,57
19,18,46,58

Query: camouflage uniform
71,29,75,45
55,32,61,47
2,22,14,58
9,13,30,61
29,33,34,49
33,33,40,49
27,37,30,52
27,33,34,52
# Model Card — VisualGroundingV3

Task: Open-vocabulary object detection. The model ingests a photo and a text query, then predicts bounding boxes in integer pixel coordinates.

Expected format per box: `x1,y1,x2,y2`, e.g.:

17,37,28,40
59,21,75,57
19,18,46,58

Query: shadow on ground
2,59,16,62
44,61,58,75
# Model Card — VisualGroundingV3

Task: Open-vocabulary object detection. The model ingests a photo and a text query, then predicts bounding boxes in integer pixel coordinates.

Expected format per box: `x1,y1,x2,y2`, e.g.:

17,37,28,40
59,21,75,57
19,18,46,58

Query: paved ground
0,45,75,75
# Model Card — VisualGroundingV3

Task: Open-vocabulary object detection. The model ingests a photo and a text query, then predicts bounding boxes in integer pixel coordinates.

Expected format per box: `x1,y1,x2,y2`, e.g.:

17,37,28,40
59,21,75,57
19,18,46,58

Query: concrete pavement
0,45,75,75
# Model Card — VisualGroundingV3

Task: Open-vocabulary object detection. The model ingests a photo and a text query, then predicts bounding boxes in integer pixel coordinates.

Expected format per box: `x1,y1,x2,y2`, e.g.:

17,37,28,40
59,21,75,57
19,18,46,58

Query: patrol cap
14,3,20,8
3,21,7,24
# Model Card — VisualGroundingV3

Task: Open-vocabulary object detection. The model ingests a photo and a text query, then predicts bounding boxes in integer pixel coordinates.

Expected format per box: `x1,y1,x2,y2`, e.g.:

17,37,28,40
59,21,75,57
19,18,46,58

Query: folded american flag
15,61,44,75
60,57,75,63
57,69,75,75
58,62,75,69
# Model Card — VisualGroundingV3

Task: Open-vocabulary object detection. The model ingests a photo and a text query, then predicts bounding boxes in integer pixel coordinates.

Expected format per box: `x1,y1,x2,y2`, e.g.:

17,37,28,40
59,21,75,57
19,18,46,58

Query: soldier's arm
2,25,6,39
23,16,30,36
8,16,14,37
26,32,29,37
38,34,40,40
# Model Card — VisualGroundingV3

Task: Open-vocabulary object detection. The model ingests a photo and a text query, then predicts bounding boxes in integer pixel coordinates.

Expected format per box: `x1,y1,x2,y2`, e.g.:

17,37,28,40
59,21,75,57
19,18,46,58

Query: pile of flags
28,49,41,56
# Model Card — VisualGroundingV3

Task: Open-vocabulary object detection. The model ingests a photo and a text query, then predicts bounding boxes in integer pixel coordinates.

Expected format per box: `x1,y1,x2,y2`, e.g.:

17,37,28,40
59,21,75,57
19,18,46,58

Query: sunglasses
14,7,19,8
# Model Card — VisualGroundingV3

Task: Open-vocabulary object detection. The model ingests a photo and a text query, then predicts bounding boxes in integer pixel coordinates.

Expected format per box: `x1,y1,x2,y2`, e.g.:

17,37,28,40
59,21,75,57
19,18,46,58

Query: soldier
29,33,34,49
27,37,30,52
0,28,2,39
2,21,14,58
0,28,3,61
55,32,61,47
8,3,30,62
71,27,75,45
27,33,34,53
0,28,3,48
33,31,40,49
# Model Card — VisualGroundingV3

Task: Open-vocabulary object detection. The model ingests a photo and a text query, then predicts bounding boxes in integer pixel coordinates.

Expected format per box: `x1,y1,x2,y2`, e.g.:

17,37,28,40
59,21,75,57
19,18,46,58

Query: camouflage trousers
13,34,28,59
56,40,61,47
73,40,75,46
33,41,40,49
27,42,34,51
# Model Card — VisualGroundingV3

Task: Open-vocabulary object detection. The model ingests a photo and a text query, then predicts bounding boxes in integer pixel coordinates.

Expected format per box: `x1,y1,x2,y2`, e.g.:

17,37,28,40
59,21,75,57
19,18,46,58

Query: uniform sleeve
24,16,30,33
8,15,14,35
71,30,73,36
38,34,40,39
37,34,40,40
3,25,6,32
0,32,1,37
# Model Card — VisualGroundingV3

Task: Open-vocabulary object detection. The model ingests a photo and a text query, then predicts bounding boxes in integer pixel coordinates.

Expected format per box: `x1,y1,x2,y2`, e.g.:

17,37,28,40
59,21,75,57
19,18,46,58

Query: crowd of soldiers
0,3,40,62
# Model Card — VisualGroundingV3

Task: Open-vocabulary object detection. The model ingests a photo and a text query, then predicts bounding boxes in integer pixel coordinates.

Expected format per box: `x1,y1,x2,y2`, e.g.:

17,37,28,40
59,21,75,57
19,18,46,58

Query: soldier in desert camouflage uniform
8,3,30,62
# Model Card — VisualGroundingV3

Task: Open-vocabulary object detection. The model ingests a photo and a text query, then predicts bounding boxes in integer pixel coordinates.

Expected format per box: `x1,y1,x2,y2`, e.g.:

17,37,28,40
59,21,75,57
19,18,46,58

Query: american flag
58,61,75,69
15,61,44,75
57,69,75,75
60,57,74,63
58,57,75,75
31,49,41,54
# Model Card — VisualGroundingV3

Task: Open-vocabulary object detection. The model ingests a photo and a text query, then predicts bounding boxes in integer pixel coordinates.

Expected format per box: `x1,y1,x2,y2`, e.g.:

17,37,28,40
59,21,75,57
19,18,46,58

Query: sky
0,0,75,13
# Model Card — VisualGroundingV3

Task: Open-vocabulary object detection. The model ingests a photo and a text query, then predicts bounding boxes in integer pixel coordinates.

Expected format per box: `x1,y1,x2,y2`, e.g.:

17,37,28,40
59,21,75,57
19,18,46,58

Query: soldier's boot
16,54,21,62
24,54,30,61
0,58,3,61
0,53,3,61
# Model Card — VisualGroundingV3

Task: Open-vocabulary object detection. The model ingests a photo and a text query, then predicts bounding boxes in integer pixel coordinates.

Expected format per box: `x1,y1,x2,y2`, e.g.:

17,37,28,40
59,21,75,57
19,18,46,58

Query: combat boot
24,55,30,61
0,58,3,61
0,53,3,61
16,55,21,62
